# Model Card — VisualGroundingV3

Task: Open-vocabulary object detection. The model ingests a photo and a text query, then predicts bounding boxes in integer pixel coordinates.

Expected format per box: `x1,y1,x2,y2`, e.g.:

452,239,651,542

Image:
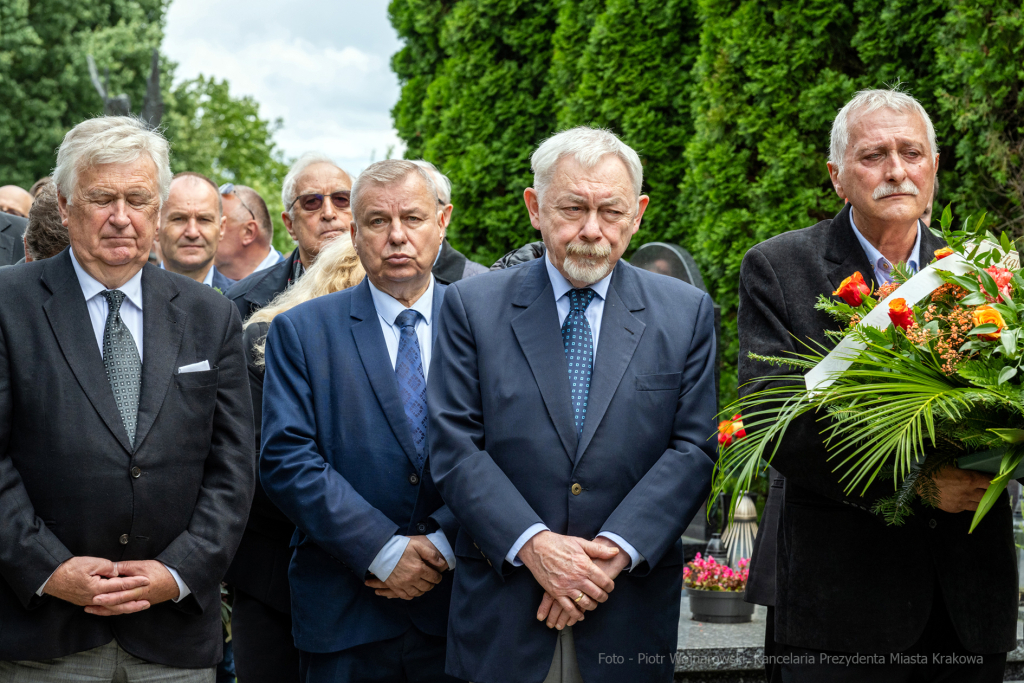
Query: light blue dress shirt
503,257,644,572
365,276,456,581
38,252,190,602
849,211,922,284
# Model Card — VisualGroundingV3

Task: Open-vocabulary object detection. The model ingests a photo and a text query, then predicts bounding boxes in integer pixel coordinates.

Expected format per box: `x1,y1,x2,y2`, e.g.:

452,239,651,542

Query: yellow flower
972,305,1005,341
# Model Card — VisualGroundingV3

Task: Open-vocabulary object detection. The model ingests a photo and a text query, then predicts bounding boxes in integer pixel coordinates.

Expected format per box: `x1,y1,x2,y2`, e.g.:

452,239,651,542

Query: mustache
565,242,612,259
873,179,919,200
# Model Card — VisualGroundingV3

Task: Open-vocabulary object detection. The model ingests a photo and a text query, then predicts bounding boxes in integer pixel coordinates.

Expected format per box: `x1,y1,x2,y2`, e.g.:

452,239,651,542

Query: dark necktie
101,290,142,447
562,288,596,436
395,309,427,471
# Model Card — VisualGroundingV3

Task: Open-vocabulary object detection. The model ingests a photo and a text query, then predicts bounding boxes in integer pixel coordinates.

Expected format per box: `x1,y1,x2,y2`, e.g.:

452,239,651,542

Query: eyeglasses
288,191,351,213
219,182,256,221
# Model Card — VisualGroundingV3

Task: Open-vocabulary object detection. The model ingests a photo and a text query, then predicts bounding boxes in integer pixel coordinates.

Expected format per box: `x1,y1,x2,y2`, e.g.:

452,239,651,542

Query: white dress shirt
364,276,456,581
36,252,191,602
504,257,644,572
254,247,284,273
849,211,922,284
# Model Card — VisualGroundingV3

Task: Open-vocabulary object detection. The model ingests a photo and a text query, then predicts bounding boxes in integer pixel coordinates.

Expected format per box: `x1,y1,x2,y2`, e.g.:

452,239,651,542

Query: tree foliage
390,0,1024,406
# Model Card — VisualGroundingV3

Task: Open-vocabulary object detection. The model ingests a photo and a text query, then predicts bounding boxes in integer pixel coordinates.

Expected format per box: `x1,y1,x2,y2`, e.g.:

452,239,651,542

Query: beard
562,241,613,285
872,178,919,200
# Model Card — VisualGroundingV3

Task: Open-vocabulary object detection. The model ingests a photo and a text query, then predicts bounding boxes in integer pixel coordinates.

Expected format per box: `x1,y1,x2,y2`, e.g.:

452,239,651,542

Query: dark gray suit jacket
429,258,717,683
739,204,1018,654
0,249,255,666
0,212,26,266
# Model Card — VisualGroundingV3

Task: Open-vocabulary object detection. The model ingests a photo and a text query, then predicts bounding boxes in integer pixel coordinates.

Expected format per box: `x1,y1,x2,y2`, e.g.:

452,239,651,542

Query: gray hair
531,126,643,202
410,160,452,205
281,152,341,217
53,116,172,205
829,88,938,176
350,160,439,225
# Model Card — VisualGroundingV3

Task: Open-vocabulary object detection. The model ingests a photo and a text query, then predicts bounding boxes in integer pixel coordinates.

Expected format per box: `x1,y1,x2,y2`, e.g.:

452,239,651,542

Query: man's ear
282,211,297,241
240,220,259,247
827,162,847,200
524,188,542,232
57,191,70,227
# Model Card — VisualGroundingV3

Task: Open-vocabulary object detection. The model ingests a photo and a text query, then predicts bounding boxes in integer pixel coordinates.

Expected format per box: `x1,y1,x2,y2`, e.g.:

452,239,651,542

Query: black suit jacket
0,212,26,266
738,204,1018,654
0,249,255,666
432,239,487,285
225,249,301,322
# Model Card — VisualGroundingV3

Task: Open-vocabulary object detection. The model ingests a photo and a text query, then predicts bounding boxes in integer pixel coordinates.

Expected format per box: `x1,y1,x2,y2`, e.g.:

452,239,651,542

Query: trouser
768,590,1007,683
231,588,299,683
542,626,584,683
0,640,215,683
299,626,463,683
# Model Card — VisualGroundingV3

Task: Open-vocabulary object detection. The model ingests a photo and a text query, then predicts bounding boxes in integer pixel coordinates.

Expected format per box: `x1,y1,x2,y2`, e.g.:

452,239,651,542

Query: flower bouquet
715,207,1024,532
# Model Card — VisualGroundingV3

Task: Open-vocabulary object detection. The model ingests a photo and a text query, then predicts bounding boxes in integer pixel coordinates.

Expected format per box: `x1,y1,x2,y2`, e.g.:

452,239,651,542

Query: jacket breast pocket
635,372,682,392
175,367,219,389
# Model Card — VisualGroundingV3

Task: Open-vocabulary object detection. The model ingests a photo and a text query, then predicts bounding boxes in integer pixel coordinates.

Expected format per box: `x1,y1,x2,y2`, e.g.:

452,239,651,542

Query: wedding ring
574,592,585,603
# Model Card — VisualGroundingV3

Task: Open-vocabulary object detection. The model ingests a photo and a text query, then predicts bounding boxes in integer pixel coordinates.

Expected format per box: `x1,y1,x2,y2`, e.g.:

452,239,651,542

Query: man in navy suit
428,127,717,683
260,159,463,682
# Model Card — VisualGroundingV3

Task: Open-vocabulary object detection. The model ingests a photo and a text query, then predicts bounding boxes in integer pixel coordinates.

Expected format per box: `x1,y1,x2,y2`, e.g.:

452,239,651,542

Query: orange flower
972,305,1005,341
888,298,915,330
934,247,954,260
718,414,746,448
833,271,871,306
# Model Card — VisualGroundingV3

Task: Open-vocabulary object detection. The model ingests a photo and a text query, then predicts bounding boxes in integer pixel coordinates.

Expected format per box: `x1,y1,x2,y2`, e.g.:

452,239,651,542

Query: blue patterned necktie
395,309,428,472
101,290,142,446
562,288,596,436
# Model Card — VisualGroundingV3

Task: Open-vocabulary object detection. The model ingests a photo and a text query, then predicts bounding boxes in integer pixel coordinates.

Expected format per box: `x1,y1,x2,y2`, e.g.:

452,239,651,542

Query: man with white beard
428,126,717,683
739,88,1013,682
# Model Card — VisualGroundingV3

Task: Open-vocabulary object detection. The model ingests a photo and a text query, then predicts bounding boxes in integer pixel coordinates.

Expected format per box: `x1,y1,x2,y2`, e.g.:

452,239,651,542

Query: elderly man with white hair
226,153,352,321
739,88,1014,682
0,115,254,680
428,126,717,683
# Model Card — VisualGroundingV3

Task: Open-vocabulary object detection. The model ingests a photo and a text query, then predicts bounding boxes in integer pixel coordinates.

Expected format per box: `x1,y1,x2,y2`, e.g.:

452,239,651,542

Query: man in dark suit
0,116,254,680
740,88,1013,682
0,210,27,266
429,126,717,683
260,159,462,682
225,153,353,322
158,173,235,292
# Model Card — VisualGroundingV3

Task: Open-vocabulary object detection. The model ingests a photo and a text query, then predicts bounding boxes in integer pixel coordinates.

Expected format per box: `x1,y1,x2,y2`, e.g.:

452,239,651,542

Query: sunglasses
288,191,351,213
219,183,256,221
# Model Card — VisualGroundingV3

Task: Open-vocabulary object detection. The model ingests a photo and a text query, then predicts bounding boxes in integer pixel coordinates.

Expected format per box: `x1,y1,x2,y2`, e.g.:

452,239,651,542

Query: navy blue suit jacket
429,258,717,683
260,278,458,654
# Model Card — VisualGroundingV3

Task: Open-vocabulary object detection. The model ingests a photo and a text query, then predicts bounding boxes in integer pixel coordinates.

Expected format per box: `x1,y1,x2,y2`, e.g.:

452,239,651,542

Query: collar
544,253,612,302
367,275,437,326
849,210,922,274
256,247,283,271
202,265,215,287
70,248,144,310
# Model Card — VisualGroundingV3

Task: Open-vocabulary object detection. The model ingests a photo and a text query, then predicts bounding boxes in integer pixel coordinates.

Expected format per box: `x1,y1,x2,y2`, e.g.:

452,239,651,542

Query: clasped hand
520,531,629,630
927,465,993,513
365,535,448,600
43,557,180,616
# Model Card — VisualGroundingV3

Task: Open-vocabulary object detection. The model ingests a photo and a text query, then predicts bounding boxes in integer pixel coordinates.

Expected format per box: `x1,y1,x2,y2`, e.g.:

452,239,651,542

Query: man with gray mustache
739,88,1013,682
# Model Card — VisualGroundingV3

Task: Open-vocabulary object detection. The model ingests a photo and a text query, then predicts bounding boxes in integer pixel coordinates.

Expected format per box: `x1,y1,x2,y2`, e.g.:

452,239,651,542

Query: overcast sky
163,0,405,175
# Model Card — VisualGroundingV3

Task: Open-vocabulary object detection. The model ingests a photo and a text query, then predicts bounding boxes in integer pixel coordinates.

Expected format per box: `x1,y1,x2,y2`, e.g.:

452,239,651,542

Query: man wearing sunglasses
215,184,283,281
225,153,352,322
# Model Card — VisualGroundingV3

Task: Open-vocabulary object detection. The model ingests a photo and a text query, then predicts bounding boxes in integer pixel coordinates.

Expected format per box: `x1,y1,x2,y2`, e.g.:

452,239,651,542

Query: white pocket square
177,360,211,374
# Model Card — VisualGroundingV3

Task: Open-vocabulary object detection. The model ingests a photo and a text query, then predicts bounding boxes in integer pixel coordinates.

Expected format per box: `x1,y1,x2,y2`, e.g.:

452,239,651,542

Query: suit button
416,523,427,533
409,473,420,485
131,466,141,479
571,483,582,496
119,534,129,545
928,519,937,529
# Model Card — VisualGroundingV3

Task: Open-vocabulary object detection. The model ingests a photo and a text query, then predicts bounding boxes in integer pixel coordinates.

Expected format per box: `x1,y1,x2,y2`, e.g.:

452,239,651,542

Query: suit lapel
41,252,133,453
574,262,646,463
350,280,421,467
510,259,577,462
825,203,879,291
133,266,185,452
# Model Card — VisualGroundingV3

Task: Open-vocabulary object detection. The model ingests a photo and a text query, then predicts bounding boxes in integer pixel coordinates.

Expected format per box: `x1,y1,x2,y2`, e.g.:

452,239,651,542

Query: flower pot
686,588,754,624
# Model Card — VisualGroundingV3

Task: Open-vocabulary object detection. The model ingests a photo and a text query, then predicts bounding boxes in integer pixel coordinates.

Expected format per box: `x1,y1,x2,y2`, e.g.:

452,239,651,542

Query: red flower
718,415,746,448
981,266,1013,303
888,298,915,330
833,271,871,306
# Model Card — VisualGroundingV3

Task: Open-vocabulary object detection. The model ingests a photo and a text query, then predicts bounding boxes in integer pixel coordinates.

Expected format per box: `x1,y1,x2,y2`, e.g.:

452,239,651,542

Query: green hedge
390,0,1024,407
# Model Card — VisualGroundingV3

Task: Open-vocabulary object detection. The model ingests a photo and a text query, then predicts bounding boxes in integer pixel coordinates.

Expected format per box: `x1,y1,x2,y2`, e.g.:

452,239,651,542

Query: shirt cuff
425,530,456,571
597,532,644,572
368,535,411,582
163,564,191,603
37,569,57,596
505,523,549,566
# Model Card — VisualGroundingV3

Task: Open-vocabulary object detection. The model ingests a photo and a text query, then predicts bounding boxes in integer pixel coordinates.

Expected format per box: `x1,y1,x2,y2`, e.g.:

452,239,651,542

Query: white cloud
163,0,406,174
